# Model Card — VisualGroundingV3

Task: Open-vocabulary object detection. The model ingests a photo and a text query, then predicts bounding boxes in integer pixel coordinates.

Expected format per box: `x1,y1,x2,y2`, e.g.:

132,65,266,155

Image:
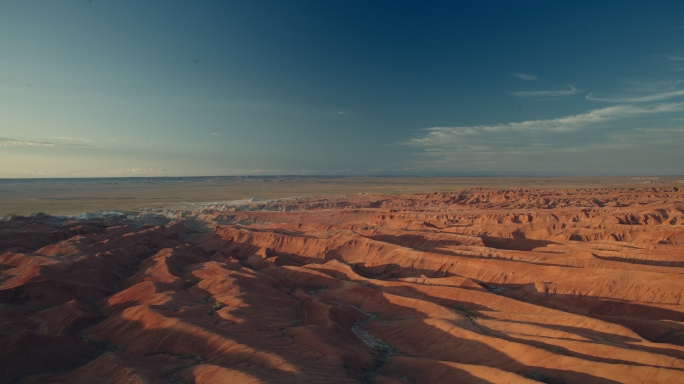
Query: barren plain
2,179,684,383
2,176,682,216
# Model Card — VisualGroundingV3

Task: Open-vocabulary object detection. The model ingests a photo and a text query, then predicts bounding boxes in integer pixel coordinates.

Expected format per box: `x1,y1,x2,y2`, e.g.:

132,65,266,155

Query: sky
1,1,683,177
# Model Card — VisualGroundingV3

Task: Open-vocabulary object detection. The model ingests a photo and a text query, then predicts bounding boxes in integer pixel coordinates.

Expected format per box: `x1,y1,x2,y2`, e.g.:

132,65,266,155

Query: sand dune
1,187,684,383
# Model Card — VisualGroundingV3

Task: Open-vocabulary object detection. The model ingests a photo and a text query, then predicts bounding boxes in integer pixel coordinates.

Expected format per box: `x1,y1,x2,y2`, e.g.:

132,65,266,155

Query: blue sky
1,1,683,177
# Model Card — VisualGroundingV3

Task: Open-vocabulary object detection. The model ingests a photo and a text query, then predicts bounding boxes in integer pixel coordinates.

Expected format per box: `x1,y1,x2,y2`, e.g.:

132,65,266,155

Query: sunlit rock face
2,187,684,383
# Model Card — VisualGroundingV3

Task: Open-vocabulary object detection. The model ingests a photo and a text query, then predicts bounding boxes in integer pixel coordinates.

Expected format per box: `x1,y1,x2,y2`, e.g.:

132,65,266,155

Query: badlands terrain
2,186,684,383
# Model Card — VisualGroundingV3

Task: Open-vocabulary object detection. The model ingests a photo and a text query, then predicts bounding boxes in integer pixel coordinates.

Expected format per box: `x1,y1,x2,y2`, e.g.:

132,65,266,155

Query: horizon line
1,174,683,180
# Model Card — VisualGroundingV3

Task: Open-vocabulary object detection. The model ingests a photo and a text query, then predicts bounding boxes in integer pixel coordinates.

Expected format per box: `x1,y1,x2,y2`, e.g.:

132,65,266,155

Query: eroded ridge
1,187,684,383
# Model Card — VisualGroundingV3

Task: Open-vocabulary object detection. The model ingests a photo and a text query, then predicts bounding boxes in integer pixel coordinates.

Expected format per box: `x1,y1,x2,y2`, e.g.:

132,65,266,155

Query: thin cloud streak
511,85,580,98
0,137,103,148
404,124,684,173
54,136,93,143
65,143,104,148
407,102,684,151
665,55,684,62
0,137,55,147
586,89,684,103
53,136,103,148
108,168,173,174
511,73,538,81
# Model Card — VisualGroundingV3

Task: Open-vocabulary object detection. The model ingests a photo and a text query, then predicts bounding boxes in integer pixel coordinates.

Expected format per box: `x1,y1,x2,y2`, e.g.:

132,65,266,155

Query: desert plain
2,177,684,383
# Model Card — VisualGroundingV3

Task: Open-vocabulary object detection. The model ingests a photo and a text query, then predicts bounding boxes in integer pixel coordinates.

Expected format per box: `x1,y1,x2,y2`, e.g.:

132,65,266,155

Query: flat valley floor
2,176,683,216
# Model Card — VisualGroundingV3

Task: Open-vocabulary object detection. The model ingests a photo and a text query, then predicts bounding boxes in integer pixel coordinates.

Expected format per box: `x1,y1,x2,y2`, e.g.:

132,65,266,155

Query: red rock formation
1,187,684,383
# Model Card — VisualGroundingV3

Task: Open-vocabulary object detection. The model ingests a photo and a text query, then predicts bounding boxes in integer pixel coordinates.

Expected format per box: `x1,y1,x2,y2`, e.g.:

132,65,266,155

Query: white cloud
627,80,683,93
7,169,88,176
405,103,684,159
511,85,581,98
338,111,347,115
404,120,684,173
210,132,220,136
54,136,93,143
665,55,684,62
598,127,684,149
0,137,55,147
108,168,172,174
45,136,104,148
68,143,104,148
511,73,538,81
586,89,684,103
9,168,175,176
50,136,105,148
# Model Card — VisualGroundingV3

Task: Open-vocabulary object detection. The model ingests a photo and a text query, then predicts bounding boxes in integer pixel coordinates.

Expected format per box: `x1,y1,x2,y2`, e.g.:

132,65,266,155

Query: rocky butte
1,187,684,383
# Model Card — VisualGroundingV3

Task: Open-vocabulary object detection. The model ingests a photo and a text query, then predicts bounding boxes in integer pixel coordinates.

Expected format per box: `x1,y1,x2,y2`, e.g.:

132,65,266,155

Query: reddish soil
1,187,684,383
